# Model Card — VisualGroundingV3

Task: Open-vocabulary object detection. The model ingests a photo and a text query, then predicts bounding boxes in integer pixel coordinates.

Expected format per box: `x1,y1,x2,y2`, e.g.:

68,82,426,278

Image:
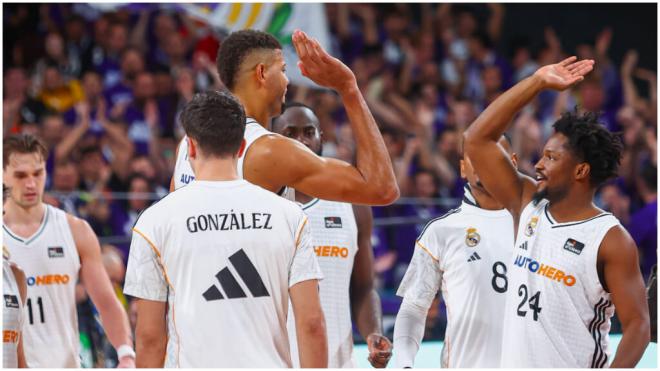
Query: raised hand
533,56,595,91
292,29,357,94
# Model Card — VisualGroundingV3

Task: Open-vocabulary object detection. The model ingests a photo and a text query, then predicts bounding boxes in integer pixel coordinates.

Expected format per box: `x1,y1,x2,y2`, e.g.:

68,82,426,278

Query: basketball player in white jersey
3,185,28,368
171,29,398,206
393,136,517,368
125,90,327,367
464,57,650,367
272,103,393,368
3,134,136,368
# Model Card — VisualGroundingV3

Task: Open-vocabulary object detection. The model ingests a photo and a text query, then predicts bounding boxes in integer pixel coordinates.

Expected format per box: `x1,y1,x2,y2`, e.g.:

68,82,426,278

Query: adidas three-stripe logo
203,249,270,301
467,252,481,262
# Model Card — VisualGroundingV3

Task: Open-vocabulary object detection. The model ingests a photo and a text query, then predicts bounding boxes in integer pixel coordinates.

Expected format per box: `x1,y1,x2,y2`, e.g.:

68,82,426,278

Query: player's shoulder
133,188,184,228
246,182,303,214
418,207,465,239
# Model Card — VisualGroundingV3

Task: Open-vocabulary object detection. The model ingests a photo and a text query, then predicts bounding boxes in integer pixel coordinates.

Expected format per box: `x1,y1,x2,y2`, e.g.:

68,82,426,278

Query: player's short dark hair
216,29,282,91
180,90,246,158
552,110,623,187
3,134,48,169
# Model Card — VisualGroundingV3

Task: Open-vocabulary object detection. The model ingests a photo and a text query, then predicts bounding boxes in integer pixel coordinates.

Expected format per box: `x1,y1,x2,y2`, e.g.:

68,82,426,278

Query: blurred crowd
3,4,656,363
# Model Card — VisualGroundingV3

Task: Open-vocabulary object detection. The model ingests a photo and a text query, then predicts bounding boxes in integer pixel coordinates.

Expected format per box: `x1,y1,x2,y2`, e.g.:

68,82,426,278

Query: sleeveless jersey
397,192,515,367
3,205,81,368
287,198,359,368
501,199,619,368
124,180,322,367
3,257,24,368
172,117,295,200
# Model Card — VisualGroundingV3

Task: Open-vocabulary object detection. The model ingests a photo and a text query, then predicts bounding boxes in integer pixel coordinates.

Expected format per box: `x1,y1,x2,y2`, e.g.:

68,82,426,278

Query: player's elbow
297,311,327,339
374,183,400,206
463,131,478,155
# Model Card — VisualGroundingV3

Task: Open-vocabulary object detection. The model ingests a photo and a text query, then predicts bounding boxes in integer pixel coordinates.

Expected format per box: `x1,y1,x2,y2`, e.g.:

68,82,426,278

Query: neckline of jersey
302,198,320,210
3,204,50,245
543,203,611,227
189,179,248,188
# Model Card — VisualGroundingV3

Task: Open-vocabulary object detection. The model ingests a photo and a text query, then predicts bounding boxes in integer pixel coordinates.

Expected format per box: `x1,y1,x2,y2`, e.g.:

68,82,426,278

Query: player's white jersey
287,199,358,368
172,117,295,200
397,190,515,367
124,179,322,368
500,199,619,368
3,204,81,368
3,256,24,368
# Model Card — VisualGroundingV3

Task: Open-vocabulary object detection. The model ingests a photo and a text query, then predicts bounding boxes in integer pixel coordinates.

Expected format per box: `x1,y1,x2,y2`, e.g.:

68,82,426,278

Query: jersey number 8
491,261,508,293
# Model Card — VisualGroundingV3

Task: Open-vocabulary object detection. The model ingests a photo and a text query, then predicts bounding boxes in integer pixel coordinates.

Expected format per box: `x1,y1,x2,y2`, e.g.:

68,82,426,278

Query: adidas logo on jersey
48,246,64,258
203,249,270,301
467,252,481,262
324,217,343,228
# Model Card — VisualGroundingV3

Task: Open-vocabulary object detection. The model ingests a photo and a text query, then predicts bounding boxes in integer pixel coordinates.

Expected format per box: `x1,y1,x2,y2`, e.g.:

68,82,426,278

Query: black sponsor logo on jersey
48,246,64,258
563,238,585,255
324,217,342,228
518,241,528,250
4,294,19,308
203,249,270,301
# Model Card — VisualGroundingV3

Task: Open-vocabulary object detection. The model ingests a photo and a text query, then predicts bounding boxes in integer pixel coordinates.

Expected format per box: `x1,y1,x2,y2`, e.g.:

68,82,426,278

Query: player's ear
256,63,267,85
187,137,197,159
236,139,247,158
459,159,466,178
575,162,590,181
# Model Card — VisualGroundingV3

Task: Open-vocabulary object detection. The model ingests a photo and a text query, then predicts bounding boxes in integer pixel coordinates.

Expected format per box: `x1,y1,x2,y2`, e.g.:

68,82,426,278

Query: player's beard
532,188,548,206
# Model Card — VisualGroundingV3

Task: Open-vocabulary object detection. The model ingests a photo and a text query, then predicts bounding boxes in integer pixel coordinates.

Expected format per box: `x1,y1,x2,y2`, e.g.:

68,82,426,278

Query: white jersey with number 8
397,192,514,368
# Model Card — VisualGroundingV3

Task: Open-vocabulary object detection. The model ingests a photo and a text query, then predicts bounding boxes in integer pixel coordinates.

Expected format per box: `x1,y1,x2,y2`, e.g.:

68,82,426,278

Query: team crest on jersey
48,246,64,258
525,217,539,236
563,238,585,255
4,294,19,308
324,217,343,228
465,228,480,247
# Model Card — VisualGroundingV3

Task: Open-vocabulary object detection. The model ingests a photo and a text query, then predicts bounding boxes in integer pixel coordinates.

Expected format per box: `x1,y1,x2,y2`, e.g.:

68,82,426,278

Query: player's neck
295,190,314,205
234,90,270,129
547,189,600,223
3,201,46,226
192,158,240,182
468,184,505,210
472,188,505,211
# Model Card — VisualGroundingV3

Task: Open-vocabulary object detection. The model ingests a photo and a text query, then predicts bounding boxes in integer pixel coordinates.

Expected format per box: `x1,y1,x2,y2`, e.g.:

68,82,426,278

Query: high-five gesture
292,29,357,94
533,56,595,91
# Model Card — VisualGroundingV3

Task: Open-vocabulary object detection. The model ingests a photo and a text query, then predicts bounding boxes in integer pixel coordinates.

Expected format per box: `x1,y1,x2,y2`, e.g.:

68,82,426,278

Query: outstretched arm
257,30,398,205
350,205,392,368
464,57,594,219
600,226,650,367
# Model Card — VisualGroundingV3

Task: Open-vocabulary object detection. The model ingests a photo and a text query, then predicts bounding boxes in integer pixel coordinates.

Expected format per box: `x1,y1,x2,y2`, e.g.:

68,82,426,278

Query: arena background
3,2,657,367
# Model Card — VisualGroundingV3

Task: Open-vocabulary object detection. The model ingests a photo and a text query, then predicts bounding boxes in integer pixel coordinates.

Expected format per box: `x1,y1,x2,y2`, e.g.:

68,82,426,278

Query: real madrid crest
465,228,480,247
525,217,539,237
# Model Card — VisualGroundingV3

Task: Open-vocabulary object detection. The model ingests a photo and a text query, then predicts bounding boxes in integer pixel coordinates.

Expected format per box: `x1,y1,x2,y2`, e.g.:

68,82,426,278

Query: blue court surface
354,335,657,368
